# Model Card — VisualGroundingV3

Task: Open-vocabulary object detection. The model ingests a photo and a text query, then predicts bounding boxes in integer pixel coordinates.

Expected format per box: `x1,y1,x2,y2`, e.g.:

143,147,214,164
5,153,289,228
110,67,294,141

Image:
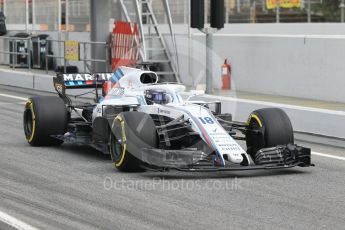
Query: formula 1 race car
23,67,313,172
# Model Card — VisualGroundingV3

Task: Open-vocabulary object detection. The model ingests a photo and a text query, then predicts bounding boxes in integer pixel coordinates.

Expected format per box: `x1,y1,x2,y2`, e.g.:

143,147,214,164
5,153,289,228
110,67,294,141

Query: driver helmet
145,89,171,105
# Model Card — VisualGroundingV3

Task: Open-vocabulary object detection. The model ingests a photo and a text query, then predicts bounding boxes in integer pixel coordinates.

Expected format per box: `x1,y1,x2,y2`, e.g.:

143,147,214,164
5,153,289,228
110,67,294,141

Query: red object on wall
221,59,231,90
111,21,140,71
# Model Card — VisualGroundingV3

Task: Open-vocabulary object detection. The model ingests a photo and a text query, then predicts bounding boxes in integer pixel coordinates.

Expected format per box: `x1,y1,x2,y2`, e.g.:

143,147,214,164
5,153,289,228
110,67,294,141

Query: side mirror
186,90,205,101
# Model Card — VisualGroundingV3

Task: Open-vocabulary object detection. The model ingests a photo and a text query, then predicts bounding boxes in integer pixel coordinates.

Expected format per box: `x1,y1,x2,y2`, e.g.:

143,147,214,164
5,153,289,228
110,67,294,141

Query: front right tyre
246,108,294,162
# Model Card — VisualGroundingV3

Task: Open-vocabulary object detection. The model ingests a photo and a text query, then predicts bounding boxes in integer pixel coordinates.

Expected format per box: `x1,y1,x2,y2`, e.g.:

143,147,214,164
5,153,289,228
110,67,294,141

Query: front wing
138,144,313,172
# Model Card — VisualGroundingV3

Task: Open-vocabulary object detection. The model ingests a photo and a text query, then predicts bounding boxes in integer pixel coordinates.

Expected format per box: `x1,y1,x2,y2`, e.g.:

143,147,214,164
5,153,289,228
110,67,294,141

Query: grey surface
0,86,345,230
0,69,100,97
162,23,345,103
0,221,18,230
160,23,345,36
0,68,56,92
174,33,345,104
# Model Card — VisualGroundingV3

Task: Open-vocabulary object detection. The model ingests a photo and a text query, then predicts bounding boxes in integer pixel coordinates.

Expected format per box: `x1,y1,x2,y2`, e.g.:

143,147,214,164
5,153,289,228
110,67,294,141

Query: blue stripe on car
165,105,225,166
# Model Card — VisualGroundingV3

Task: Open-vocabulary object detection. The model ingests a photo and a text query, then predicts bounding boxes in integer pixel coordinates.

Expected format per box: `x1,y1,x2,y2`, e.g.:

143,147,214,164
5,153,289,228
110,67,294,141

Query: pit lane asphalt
0,85,344,230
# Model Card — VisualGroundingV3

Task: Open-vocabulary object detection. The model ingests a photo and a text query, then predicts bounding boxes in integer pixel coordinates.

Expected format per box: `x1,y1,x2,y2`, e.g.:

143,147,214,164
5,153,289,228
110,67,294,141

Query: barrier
0,35,31,69
170,29,345,103
0,34,110,74
111,21,140,71
45,39,109,73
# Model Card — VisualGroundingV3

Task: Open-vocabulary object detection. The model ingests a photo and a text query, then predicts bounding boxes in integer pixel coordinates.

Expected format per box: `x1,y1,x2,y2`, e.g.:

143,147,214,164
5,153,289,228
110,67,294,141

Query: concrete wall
165,23,345,35
165,23,345,103
187,33,345,103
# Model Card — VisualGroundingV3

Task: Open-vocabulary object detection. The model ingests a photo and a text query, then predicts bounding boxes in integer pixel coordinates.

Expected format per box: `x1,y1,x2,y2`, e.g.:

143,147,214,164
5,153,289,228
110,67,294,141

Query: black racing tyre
110,112,158,172
23,96,68,146
246,108,294,159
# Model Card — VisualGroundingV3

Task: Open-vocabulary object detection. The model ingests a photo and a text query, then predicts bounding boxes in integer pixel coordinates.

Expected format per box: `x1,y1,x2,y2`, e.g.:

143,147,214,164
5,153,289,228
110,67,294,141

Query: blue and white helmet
144,89,172,105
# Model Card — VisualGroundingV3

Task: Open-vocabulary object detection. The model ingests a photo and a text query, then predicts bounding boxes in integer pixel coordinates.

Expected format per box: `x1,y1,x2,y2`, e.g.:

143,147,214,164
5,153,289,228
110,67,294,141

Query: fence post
341,0,345,23
83,42,86,73
12,39,15,69
27,37,31,70
206,29,213,94
64,41,67,73
45,40,49,74
276,2,280,23
307,0,311,23
105,43,109,72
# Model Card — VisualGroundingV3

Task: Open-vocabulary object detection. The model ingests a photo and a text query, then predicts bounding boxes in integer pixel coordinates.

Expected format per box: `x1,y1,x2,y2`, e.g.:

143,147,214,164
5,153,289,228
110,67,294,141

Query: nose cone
226,153,243,164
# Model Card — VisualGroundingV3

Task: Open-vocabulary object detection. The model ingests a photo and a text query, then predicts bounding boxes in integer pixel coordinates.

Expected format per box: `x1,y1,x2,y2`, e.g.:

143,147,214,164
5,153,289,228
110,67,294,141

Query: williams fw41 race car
23,67,313,172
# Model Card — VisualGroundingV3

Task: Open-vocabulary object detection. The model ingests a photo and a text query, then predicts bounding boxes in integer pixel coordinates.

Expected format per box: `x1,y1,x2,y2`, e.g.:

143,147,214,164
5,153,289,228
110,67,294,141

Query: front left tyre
110,112,158,172
23,96,68,146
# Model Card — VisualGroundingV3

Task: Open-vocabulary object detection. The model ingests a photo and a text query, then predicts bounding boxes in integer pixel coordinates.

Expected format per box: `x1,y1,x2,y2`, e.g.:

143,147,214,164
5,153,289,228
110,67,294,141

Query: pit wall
168,23,345,104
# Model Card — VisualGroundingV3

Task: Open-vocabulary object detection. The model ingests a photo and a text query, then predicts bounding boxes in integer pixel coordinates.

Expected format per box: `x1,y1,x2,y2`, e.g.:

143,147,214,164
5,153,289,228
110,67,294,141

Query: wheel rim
246,116,264,157
23,108,33,140
110,133,123,162
114,138,123,160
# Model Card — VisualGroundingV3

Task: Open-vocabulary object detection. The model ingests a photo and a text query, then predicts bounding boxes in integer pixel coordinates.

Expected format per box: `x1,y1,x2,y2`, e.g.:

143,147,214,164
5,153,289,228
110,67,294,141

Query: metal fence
0,35,110,73
153,0,345,24
44,39,109,74
2,0,345,35
0,36,32,69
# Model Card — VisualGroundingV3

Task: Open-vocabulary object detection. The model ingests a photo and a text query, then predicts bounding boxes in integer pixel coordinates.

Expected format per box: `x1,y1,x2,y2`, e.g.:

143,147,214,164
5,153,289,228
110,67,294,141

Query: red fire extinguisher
221,59,231,90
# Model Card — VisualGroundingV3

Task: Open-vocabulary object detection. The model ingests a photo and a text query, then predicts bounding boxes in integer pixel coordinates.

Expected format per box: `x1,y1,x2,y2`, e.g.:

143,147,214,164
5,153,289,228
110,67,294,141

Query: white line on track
0,102,26,105
0,93,27,101
312,151,345,161
202,94,345,116
0,210,38,230
183,92,345,116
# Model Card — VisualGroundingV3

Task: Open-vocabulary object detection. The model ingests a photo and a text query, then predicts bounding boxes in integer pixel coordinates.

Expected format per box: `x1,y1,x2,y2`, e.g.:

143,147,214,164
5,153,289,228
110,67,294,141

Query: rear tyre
110,112,158,172
246,108,294,160
23,96,68,146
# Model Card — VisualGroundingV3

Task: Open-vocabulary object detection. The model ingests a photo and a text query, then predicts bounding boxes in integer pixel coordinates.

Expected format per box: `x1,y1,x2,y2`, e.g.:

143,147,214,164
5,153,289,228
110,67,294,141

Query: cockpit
144,89,173,105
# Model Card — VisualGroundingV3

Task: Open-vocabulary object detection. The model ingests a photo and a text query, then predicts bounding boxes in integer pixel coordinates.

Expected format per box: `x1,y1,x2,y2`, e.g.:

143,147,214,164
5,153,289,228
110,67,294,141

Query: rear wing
53,73,113,95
